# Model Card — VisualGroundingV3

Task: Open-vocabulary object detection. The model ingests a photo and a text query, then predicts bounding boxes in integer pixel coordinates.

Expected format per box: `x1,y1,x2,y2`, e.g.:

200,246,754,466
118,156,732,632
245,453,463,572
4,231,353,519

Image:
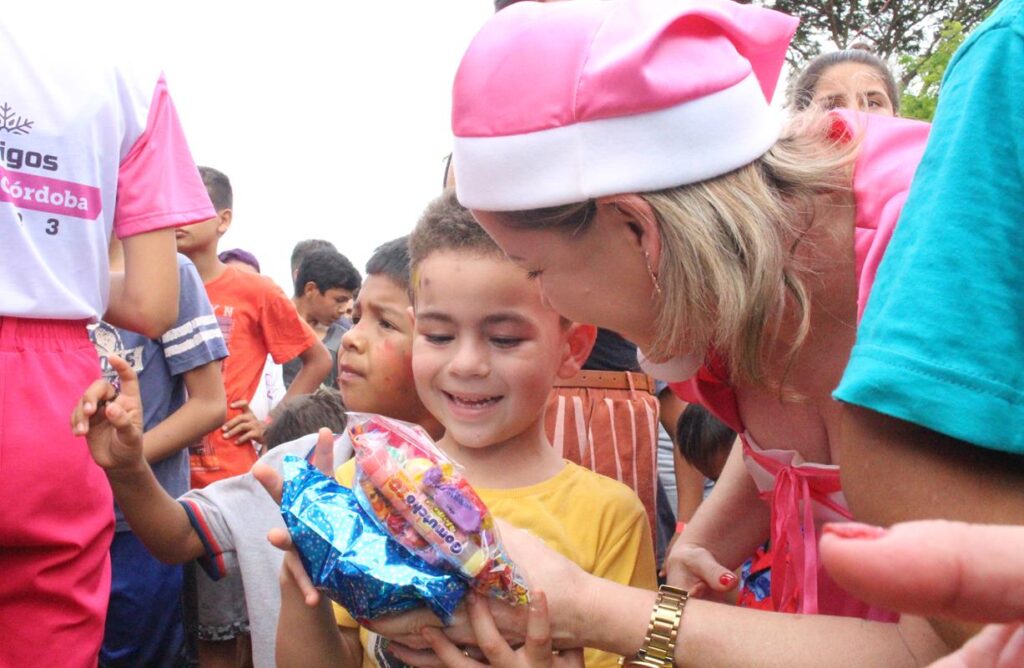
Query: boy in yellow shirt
274,191,656,667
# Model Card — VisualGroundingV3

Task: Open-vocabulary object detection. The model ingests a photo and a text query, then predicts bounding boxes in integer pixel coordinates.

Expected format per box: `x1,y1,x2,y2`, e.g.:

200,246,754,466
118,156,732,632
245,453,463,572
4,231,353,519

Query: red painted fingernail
719,572,737,587
822,522,888,540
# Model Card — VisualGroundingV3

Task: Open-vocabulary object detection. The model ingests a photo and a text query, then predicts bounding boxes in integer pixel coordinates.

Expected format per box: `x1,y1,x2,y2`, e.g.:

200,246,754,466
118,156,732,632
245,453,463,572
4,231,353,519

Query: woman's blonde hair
496,110,861,386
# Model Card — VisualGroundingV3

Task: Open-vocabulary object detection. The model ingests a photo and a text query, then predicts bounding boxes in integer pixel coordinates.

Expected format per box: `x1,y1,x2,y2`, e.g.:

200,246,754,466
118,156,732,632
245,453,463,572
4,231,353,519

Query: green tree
745,0,995,113
757,0,993,76
899,20,967,120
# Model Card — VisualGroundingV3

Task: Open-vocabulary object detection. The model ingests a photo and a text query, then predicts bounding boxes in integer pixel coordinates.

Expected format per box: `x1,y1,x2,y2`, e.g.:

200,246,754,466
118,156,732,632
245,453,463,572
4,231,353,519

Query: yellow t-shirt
333,458,657,668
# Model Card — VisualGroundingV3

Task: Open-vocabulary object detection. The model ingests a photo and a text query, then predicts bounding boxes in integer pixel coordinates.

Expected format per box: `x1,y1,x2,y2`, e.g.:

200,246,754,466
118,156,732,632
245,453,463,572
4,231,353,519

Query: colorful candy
349,413,530,607
278,455,467,623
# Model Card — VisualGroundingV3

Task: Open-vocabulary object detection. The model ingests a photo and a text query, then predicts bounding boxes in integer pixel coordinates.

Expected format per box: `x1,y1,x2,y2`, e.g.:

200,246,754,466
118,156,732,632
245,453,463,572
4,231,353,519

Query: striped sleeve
162,256,228,376
180,496,231,580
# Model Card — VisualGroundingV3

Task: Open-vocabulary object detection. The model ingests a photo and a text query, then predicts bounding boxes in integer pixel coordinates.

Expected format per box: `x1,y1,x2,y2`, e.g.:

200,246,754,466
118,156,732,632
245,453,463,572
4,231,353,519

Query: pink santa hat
452,0,799,211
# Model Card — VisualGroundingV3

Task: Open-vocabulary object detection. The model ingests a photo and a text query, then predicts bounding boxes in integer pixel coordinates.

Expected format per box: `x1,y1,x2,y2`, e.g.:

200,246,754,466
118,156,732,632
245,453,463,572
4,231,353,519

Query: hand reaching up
252,426,339,609
252,427,336,502
70,354,145,472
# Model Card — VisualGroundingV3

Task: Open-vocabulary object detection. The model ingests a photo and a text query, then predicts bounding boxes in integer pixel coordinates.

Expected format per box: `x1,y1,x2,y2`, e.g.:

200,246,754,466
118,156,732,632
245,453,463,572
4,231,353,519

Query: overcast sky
131,1,493,291
68,0,794,293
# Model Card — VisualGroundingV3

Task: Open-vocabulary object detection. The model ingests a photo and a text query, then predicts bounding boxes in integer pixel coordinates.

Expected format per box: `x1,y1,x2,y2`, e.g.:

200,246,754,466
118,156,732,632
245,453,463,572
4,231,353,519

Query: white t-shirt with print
0,16,214,320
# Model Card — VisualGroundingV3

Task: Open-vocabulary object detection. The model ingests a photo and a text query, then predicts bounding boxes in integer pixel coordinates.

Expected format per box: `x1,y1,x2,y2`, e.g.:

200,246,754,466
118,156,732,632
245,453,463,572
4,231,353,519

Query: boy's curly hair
408,189,503,272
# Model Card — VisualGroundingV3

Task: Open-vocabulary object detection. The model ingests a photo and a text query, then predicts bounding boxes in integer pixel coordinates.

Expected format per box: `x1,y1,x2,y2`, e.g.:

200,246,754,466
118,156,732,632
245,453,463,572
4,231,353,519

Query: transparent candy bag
348,412,530,606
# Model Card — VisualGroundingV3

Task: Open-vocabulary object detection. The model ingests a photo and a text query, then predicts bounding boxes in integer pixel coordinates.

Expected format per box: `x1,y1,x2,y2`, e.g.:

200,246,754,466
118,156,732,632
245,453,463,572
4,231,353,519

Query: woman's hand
663,440,768,595
370,521,591,655
70,354,145,473
663,538,738,597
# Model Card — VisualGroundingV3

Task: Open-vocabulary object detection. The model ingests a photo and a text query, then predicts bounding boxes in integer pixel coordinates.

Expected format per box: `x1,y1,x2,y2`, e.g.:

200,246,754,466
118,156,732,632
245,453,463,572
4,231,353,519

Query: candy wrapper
279,455,467,623
348,413,530,607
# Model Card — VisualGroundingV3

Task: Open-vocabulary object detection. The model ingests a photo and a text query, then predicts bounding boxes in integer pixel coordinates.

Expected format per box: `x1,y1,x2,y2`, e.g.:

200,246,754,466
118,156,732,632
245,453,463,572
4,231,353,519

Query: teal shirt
835,0,1024,454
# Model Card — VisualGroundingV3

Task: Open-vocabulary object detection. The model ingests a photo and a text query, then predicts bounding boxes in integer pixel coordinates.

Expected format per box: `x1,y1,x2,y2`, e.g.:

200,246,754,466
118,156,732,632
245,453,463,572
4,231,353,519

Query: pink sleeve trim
114,74,216,239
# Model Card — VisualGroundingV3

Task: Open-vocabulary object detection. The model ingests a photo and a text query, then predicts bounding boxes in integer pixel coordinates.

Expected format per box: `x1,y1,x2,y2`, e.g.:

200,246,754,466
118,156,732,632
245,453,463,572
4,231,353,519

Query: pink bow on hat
452,0,799,211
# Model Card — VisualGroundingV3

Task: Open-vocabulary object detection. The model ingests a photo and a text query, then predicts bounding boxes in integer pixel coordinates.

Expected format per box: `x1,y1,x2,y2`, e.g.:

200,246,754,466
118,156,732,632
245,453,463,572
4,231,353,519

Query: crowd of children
3,0,1021,667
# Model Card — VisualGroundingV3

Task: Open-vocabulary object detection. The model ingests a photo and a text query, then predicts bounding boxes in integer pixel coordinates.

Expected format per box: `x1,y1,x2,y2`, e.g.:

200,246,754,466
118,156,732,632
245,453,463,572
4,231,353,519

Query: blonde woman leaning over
456,0,920,623
355,0,999,665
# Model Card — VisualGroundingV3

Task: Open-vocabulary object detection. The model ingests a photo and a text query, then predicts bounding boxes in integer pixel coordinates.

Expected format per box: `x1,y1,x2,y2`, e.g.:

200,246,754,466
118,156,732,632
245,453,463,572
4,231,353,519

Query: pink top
672,111,930,619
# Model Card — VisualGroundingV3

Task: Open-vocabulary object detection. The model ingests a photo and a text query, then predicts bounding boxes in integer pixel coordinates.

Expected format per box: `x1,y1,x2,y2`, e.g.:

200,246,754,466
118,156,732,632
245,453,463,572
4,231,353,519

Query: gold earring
643,250,662,297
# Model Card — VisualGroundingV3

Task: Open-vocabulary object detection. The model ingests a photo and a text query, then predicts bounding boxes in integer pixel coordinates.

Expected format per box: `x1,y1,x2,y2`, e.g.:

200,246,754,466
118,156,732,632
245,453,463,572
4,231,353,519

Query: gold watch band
621,585,689,667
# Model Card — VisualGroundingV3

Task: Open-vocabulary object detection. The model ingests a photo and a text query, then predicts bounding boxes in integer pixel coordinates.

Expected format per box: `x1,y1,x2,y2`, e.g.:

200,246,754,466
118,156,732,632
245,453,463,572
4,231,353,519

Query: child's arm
282,340,332,400
663,440,770,594
673,447,706,523
260,284,332,400
72,355,205,563
251,462,363,667
273,532,363,668
657,390,705,525
105,228,180,338
141,361,226,464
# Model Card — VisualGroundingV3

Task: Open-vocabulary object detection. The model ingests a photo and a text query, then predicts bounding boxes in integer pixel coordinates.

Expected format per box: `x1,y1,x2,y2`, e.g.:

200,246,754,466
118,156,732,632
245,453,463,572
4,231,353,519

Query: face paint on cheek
380,341,403,373
378,340,417,387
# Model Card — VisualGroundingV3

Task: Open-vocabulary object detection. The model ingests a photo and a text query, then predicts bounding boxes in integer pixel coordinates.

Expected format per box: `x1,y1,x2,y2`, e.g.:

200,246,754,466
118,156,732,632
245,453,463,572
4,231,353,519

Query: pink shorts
0,317,114,668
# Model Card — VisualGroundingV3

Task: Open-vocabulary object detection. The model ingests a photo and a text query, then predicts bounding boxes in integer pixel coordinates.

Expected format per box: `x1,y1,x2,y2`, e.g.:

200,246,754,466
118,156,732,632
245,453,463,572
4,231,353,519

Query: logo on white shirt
0,102,33,135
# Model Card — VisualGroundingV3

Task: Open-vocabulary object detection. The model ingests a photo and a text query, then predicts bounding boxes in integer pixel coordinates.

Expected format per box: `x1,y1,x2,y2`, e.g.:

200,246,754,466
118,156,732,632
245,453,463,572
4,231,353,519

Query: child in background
286,248,362,389
179,166,331,482
90,240,228,667
275,191,657,668
790,46,900,116
74,368,350,668
336,236,443,437
175,166,331,666
290,238,338,285
219,247,263,273
674,403,736,484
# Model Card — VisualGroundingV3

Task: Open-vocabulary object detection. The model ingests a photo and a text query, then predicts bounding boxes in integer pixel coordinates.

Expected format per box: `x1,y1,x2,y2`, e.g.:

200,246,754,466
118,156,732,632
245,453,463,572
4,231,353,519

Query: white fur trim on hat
454,74,781,212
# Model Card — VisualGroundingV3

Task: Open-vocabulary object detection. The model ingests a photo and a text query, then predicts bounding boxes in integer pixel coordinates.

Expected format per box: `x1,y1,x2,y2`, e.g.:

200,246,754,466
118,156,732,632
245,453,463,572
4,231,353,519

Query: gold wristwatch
620,585,688,667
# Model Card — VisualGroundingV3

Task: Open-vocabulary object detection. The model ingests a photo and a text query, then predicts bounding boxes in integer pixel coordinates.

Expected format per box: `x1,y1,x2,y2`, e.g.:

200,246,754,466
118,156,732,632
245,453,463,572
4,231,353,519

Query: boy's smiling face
338,274,426,424
412,250,578,451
